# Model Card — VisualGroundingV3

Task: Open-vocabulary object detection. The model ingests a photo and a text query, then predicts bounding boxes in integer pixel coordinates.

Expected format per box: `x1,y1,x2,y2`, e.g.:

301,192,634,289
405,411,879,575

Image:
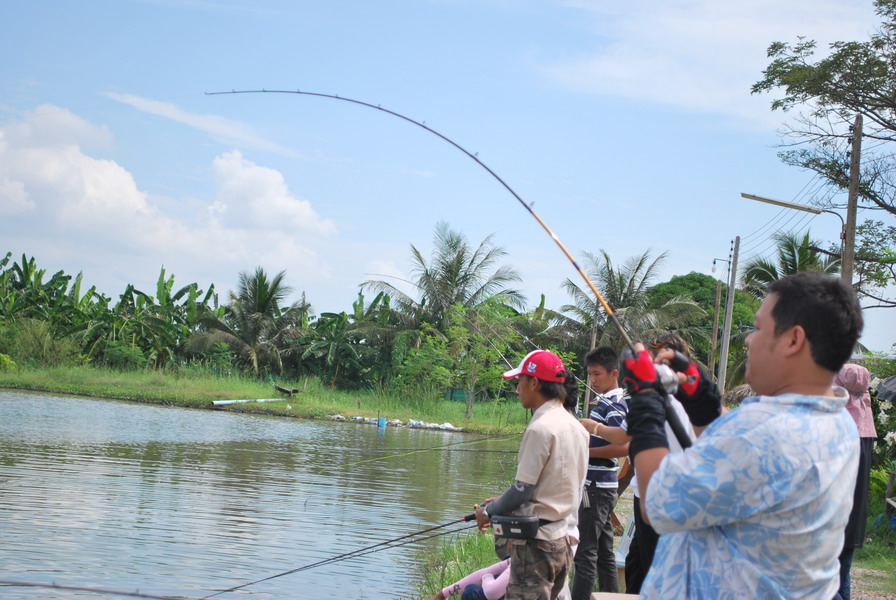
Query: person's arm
579,418,631,445
474,481,535,529
655,348,722,432
633,447,668,522
480,559,511,600
619,345,671,525
589,441,628,459
436,560,509,599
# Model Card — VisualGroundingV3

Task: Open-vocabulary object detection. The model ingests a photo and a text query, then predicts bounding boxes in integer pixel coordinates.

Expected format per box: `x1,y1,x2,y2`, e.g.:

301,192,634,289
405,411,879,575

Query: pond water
0,391,521,599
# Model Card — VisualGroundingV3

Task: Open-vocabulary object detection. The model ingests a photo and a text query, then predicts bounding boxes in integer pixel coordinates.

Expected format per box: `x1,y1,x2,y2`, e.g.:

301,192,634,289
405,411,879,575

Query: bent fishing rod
203,515,477,598
207,88,693,451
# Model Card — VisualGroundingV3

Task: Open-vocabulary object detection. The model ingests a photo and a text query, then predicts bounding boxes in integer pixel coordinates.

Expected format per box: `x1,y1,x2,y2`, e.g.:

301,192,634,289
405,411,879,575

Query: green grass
413,529,497,599
854,522,896,595
0,365,532,433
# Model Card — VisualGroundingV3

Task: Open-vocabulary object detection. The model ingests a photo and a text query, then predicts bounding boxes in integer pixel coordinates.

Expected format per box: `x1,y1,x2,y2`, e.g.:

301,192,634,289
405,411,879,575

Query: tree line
6,219,861,418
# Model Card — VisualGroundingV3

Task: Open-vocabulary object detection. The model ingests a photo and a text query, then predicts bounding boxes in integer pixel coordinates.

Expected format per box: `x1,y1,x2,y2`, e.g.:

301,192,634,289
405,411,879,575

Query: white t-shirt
624,395,696,498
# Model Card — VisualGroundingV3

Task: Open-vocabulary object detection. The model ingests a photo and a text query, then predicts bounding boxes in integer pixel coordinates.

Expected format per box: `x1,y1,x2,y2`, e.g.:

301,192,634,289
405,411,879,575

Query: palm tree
189,267,310,376
559,250,706,354
363,221,525,332
741,231,840,298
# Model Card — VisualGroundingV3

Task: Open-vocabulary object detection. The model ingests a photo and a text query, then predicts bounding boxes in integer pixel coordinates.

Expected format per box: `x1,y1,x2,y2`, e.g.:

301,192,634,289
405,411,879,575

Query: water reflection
0,391,520,599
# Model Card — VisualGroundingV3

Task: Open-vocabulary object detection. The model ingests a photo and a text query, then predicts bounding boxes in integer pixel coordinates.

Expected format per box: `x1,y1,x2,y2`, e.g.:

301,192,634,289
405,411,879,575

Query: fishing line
320,432,522,474
206,88,691,451
202,515,476,598
284,522,478,574
205,89,635,347
0,579,202,600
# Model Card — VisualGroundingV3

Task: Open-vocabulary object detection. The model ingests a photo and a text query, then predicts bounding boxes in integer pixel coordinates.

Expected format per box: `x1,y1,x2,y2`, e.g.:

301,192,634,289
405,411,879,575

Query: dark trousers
624,495,659,595
460,583,504,600
571,486,618,599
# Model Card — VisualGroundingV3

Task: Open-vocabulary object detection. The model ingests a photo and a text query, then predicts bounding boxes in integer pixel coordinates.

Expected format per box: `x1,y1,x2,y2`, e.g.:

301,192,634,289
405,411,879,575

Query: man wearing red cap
475,350,589,600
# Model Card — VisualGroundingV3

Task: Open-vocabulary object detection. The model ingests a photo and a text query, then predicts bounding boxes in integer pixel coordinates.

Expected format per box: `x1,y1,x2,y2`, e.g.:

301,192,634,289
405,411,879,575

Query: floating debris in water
323,414,461,431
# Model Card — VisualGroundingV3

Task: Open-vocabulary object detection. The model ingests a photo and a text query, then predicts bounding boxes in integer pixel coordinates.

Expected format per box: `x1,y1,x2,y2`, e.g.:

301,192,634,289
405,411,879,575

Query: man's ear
611,369,619,380
780,325,808,358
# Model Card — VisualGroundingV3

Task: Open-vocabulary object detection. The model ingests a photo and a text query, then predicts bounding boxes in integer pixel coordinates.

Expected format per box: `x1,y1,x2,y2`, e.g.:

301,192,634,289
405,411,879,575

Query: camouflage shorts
505,537,572,600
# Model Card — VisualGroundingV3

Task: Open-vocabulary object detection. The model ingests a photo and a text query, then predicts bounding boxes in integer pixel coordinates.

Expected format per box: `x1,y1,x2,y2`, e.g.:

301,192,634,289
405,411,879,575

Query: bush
0,352,16,371
102,340,149,370
0,318,83,367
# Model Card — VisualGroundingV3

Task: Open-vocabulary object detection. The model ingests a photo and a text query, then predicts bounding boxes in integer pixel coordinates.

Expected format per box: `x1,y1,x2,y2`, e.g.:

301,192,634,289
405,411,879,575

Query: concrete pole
842,114,862,285
709,279,723,378
582,311,600,415
717,236,740,393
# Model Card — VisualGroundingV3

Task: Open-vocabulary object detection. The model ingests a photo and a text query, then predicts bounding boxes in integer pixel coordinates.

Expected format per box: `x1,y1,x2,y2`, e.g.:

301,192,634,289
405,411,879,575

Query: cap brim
502,367,522,379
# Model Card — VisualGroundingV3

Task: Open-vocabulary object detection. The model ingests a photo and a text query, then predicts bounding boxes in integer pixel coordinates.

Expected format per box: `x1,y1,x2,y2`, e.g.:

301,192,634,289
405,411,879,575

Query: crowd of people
429,271,873,600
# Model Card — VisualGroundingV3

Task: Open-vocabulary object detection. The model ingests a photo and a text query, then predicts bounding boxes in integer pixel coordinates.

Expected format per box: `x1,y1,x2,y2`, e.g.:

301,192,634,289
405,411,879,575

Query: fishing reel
654,363,680,396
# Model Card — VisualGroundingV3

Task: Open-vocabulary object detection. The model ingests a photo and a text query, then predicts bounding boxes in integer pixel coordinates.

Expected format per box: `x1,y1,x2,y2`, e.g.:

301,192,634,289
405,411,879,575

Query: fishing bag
490,515,541,539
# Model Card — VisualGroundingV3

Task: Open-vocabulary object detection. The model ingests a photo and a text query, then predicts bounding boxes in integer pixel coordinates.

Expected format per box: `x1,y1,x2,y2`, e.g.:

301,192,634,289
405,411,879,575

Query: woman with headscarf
833,363,877,600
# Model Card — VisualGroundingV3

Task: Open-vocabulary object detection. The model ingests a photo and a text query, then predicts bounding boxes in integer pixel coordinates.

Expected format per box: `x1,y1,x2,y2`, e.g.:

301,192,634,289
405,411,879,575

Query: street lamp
712,257,731,274
739,192,850,282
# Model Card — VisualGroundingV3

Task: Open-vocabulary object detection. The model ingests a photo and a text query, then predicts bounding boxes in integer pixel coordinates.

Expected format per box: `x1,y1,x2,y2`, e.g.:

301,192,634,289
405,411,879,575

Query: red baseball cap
502,350,566,382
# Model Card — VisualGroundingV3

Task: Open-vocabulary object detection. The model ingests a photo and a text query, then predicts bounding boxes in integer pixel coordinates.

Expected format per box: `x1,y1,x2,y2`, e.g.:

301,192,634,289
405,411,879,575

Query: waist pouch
491,515,553,539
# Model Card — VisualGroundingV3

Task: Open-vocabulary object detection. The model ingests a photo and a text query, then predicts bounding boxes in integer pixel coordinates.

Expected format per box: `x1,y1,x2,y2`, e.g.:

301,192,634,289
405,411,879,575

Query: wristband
592,422,600,436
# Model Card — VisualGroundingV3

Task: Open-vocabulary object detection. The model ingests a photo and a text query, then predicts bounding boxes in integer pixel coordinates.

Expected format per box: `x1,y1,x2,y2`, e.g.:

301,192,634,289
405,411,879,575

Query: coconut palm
740,231,840,299
188,267,310,376
362,221,525,332
559,249,707,354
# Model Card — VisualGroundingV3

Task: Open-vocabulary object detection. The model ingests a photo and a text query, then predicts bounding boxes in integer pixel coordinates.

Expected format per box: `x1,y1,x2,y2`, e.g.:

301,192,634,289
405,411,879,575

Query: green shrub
102,340,149,370
0,318,83,366
0,352,16,371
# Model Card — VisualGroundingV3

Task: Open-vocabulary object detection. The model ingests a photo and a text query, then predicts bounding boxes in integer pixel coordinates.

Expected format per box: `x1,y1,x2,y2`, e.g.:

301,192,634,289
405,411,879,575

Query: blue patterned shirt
642,390,859,600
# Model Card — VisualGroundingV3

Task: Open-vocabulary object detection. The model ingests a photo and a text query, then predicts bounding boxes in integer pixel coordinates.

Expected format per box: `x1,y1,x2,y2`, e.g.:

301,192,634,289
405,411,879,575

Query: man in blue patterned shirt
623,272,863,599
571,346,628,599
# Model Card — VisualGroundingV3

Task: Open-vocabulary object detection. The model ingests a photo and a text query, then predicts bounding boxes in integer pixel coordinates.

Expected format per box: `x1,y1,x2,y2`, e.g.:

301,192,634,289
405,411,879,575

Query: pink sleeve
441,559,510,598
481,559,511,600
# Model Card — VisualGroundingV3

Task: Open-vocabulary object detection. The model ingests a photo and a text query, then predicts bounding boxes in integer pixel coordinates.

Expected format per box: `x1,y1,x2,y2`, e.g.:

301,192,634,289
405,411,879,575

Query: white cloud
0,106,340,301
0,176,33,215
544,0,878,126
3,103,113,149
211,149,337,235
105,93,299,157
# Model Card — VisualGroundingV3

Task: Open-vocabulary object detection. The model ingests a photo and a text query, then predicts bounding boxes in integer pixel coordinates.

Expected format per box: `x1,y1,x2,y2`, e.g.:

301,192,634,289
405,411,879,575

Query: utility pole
582,312,599,415
843,114,862,285
717,236,740,392
709,279,722,376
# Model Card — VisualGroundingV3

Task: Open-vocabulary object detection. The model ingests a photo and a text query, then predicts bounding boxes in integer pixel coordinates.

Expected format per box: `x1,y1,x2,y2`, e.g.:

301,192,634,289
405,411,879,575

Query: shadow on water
0,391,520,599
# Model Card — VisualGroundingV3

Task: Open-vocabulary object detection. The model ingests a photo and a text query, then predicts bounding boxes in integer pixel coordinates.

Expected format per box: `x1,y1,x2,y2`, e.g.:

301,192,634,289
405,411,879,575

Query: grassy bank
0,365,531,434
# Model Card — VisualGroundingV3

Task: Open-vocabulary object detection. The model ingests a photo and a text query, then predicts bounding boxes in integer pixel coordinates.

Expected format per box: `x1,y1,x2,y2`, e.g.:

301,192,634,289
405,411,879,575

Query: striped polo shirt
586,387,627,488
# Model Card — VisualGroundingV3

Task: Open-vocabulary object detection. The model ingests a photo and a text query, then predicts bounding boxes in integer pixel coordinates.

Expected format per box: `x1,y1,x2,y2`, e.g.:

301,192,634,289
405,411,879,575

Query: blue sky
1,0,893,352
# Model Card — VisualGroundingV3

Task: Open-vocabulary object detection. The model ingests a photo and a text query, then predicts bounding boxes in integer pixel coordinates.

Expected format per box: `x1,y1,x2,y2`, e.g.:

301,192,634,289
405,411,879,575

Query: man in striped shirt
571,346,629,599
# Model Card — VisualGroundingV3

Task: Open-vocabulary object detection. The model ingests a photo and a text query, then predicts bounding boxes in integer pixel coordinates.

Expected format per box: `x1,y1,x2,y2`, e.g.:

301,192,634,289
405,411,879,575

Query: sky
1,0,893,353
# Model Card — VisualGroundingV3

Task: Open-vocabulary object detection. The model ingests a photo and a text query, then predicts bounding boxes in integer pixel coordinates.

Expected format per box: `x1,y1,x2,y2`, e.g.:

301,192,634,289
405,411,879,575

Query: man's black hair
520,373,568,400
585,346,618,372
539,376,567,401
768,272,863,372
562,375,580,412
